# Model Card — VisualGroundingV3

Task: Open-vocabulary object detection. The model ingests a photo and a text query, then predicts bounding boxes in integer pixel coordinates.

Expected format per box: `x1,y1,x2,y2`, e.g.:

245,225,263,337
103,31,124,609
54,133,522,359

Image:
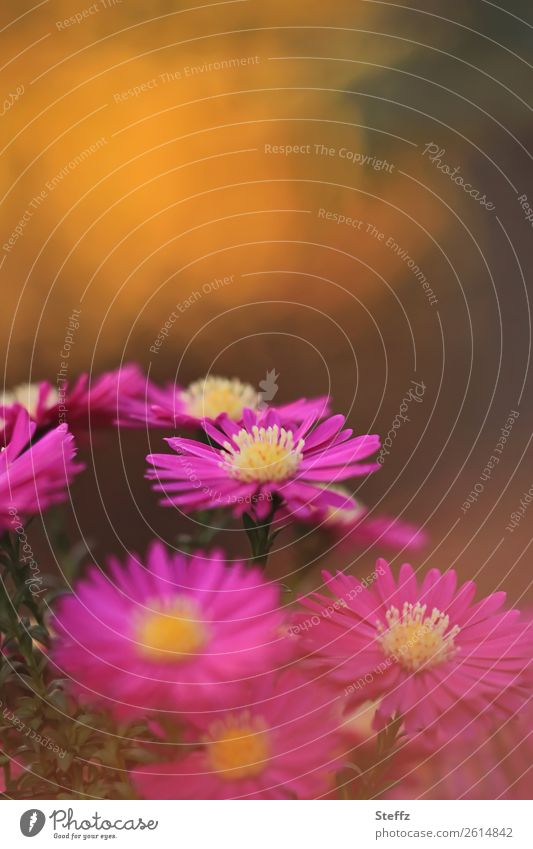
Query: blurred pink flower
297,560,531,740
132,669,345,799
147,408,380,518
384,707,533,800
1,364,146,432
121,374,330,430
292,484,427,552
0,382,56,430
51,542,290,715
0,406,83,530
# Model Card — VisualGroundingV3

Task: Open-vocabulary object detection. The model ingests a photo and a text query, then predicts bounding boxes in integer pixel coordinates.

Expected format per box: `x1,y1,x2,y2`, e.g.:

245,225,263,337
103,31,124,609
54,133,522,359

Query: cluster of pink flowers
1,367,531,799
52,544,345,799
0,364,144,529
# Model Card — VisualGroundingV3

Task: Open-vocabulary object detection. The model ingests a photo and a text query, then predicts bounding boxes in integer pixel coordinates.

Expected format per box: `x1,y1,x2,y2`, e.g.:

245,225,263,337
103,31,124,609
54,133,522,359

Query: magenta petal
299,415,345,450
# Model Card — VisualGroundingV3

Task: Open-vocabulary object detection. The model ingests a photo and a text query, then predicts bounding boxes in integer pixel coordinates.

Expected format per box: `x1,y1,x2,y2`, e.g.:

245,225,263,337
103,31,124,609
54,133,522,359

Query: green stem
251,539,272,568
242,495,283,568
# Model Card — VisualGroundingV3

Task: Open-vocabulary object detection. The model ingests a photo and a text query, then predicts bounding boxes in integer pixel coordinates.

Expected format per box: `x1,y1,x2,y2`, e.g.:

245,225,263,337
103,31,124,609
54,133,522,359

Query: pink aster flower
292,484,427,552
0,364,145,432
146,408,381,518
0,406,84,531
132,669,345,799
120,374,330,430
51,542,289,715
297,560,531,740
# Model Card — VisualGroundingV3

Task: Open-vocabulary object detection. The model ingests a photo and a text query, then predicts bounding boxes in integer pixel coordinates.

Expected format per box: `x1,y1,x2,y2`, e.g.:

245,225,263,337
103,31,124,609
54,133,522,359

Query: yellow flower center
222,424,304,482
377,601,460,672
183,376,260,420
206,715,270,780
0,382,58,418
136,597,208,662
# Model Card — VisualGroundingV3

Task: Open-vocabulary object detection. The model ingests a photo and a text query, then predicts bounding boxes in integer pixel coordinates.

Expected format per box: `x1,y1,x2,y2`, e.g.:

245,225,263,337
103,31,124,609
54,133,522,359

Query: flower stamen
377,601,460,672
206,713,270,779
183,377,260,420
221,424,304,482
136,596,208,662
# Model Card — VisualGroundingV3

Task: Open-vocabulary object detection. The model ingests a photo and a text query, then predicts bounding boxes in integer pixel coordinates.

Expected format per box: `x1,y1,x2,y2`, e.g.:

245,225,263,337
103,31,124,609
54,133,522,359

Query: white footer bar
1,799,530,848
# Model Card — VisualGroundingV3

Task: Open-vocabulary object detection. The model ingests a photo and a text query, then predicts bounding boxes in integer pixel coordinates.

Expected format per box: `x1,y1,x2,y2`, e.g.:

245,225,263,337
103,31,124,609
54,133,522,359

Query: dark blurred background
1,0,532,601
